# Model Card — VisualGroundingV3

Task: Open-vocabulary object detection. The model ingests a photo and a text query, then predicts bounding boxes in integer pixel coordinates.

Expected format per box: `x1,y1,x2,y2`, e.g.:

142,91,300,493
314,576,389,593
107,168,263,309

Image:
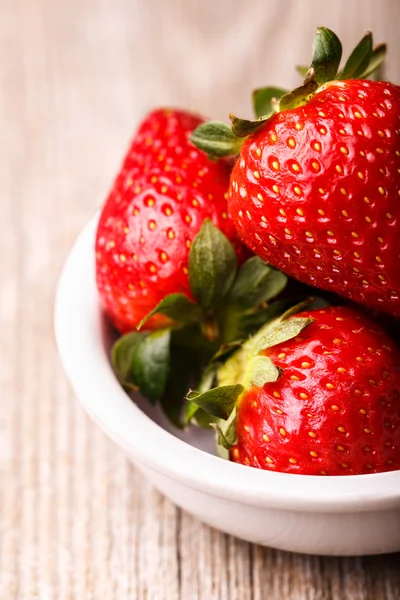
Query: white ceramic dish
55,215,400,556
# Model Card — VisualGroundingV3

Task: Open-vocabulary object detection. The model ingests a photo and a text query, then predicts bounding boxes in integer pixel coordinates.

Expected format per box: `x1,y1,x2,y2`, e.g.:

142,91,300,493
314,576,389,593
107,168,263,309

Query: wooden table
1,0,400,597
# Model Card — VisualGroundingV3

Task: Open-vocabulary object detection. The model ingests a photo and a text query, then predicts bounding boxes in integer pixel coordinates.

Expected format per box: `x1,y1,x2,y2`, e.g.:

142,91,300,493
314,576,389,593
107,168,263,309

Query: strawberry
97,110,291,424
188,305,400,475
95,108,245,333
191,28,400,317
228,80,400,318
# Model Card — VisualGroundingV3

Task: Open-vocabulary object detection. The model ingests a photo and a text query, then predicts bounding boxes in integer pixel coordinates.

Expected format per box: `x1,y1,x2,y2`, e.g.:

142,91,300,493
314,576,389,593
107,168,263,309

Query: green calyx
187,385,244,421
112,219,288,427
190,27,386,160
186,301,315,451
190,122,242,158
112,329,171,404
137,219,287,344
217,301,314,389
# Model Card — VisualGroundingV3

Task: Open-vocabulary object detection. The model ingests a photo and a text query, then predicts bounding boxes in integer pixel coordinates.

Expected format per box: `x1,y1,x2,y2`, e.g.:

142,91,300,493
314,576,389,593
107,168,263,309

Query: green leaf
190,121,243,158
184,362,218,426
189,219,237,310
229,113,271,137
131,329,171,403
360,43,387,79
257,317,314,351
229,257,287,309
111,332,143,386
339,31,372,80
137,293,202,330
241,299,314,355
252,87,287,119
311,27,342,84
186,399,219,428
160,344,202,428
185,399,201,424
279,78,319,112
219,297,306,353
296,65,309,78
221,300,313,372
243,355,282,388
217,298,320,390
230,298,300,340
186,384,244,420
192,409,219,428
214,408,238,459
211,417,238,449
241,296,326,342
184,361,218,425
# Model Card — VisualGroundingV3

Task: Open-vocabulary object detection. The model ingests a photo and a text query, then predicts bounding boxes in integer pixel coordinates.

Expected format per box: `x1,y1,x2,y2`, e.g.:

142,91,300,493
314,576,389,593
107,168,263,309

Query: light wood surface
1,0,400,597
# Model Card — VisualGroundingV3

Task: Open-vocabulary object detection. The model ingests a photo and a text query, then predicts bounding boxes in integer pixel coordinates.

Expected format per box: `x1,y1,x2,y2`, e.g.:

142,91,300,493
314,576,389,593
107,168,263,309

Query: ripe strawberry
97,110,290,423
228,80,400,318
95,108,245,333
189,305,400,475
191,28,400,317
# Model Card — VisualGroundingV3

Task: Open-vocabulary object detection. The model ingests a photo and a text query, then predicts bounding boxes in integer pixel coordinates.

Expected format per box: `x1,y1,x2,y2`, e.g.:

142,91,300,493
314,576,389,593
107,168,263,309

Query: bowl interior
134,393,216,453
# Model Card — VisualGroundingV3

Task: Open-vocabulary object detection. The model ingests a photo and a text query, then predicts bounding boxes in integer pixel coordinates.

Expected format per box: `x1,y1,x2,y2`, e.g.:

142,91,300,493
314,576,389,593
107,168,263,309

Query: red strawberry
96,108,245,333
189,305,400,475
191,29,400,317
228,80,400,317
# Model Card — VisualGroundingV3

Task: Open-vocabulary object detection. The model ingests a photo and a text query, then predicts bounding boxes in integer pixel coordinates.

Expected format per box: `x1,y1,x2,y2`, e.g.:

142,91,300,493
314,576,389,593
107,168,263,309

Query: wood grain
1,0,400,597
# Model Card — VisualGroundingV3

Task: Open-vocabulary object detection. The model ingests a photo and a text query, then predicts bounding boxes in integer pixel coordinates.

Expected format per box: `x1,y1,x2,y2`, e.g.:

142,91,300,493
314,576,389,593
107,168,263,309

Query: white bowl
55,215,400,557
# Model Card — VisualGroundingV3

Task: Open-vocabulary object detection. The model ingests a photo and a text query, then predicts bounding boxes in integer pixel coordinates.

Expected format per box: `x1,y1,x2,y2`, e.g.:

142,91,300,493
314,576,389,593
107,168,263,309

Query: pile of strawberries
96,28,400,476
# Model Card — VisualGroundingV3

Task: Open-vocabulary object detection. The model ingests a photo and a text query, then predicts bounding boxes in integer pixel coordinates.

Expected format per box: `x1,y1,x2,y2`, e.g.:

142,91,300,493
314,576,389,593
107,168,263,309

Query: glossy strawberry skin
232,306,400,475
229,80,400,317
96,109,245,333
